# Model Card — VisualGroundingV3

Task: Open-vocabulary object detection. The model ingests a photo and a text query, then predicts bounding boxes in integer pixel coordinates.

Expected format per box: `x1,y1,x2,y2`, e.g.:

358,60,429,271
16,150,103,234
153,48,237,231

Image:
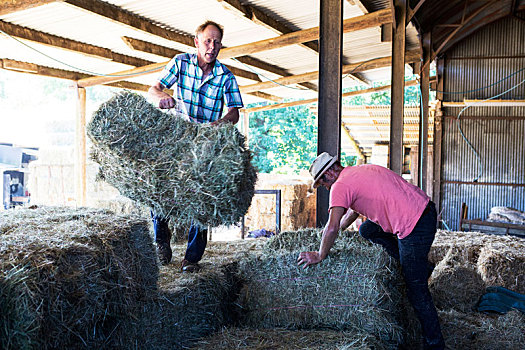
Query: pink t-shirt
329,164,430,239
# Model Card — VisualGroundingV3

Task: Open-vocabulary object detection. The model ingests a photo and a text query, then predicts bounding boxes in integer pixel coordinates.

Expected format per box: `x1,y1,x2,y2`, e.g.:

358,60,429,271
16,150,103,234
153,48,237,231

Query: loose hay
239,230,405,347
189,327,387,350
88,91,257,228
0,207,157,349
439,309,525,350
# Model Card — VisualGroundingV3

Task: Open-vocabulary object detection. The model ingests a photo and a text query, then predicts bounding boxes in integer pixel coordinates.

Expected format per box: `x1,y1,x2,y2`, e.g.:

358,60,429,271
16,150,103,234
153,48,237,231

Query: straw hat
309,152,338,188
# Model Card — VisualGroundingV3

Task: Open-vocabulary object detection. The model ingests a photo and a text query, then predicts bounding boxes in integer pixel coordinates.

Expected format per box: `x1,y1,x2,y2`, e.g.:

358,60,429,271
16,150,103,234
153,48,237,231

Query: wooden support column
316,0,343,227
433,57,445,214
389,0,406,175
418,31,431,193
75,86,87,206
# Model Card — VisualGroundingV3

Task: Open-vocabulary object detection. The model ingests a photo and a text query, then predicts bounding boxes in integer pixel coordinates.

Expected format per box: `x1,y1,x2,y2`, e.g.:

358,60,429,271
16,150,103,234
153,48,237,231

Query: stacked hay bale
237,229,406,347
0,207,157,350
88,92,256,228
244,174,316,233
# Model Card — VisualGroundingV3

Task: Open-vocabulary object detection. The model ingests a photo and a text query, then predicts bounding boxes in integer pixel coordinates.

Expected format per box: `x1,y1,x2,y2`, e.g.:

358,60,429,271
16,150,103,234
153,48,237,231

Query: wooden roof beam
240,50,420,94
64,0,195,48
243,75,433,113
0,20,150,67
0,0,58,16
219,0,370,86
0,58,160,92
77,8,393,87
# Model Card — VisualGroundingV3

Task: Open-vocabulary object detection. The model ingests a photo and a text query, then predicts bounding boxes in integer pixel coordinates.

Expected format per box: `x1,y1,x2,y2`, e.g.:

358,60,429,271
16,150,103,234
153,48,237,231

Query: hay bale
0,206,157,349
238,232,405,346
477,243,525,293
429,249,486,312
189,327,387,350
439,309,525,350
87,92,257,228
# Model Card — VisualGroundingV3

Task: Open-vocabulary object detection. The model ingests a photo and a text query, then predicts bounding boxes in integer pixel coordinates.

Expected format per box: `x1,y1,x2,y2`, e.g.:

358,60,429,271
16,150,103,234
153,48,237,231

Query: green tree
249,104,317,174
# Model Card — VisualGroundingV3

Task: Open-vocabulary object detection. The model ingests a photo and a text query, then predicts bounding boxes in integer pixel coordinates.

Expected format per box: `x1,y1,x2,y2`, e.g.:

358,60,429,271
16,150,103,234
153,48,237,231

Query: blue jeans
151,214,208,264
359,202,445,350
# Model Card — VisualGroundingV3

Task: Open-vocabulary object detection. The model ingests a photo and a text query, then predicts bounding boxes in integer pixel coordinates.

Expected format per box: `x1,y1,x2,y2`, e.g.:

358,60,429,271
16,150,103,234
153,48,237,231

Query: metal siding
440,16,525,231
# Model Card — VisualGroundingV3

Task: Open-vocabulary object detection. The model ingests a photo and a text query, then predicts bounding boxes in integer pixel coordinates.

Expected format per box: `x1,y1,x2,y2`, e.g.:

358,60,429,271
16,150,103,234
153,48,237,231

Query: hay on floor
0,206,157,350
189,327,387,350
238,230,405,347
88,91,257,228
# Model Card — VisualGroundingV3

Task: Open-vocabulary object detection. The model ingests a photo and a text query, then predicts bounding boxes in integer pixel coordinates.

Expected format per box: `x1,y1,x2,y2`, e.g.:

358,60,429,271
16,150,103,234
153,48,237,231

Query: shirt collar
191,53,225,77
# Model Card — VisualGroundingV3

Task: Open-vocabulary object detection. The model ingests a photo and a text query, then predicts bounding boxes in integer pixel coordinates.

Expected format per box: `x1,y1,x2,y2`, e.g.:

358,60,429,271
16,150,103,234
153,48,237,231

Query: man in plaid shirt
149,20,244,271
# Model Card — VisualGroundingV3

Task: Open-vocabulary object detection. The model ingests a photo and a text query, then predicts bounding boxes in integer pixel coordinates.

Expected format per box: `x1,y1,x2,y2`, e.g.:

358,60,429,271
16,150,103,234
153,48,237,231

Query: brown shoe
156,242,172,265
181,259,201,273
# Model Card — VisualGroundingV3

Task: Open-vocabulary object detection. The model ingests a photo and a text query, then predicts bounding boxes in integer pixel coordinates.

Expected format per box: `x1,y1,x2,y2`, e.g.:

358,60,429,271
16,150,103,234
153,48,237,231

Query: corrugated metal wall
440,15,525,230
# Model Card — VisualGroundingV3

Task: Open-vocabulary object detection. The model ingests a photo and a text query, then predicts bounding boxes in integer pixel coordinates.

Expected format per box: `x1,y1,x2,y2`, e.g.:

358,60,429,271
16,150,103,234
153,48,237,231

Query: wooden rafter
240,51,420,94
77,9,393,88
218,9,392,59
0,20,150,67
406,0,427,24
0,58,164,92
65,0,318,92
218,0,369,85
0,0,57,16
218,0,318,53
342,125,366,160
64,0,195,47
242,75,433,113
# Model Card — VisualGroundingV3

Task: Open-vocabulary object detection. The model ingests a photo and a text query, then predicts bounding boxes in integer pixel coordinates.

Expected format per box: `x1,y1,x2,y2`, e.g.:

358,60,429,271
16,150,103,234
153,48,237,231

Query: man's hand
297,251,322,269
158,97,176,109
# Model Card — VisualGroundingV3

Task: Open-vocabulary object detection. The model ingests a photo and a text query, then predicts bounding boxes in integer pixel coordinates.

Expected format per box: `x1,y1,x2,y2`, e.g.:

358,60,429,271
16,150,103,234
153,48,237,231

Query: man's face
317,171,335,190
195,25,222,65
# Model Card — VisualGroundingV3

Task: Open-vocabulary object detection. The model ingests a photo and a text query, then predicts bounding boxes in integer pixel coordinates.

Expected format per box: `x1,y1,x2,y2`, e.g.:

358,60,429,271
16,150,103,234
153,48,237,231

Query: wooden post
75,86,87,207
419,31,431,193
433,58,445,214
317,0,343,227
389,0,406,175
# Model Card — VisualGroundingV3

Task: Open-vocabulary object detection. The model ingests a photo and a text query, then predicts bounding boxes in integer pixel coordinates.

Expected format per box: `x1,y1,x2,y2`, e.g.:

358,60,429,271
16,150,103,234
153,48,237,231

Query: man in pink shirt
298,152,445,350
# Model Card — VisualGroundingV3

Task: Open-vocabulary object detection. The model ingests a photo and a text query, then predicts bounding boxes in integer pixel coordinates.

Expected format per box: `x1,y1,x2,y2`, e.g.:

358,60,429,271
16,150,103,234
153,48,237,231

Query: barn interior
1,1,524,349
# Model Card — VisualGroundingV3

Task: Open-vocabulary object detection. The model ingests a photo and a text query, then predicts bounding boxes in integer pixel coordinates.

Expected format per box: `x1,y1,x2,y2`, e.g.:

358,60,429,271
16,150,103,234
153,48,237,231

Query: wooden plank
0,0,58,16
389,0,406,175
317,0,343,227
77,9,392,87
0,20,150,67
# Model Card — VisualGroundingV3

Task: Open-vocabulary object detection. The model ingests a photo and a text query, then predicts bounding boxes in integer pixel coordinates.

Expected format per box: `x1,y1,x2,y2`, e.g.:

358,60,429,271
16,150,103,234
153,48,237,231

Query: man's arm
297,206,346,268
210,107,240,125
340,209,359,231
148,82,176,109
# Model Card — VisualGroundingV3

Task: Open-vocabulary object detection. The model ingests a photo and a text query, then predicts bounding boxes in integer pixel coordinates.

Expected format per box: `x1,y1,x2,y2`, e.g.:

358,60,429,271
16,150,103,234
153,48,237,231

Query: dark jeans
359,202,445,350
151,214,208,264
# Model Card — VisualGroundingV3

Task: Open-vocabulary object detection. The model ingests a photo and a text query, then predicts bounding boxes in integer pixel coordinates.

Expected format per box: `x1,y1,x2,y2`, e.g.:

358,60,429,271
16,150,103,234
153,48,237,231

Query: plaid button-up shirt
158,53,244,123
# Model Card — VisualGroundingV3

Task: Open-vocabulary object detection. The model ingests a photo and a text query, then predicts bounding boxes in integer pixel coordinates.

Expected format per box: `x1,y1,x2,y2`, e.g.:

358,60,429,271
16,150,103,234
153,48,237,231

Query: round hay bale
87,91,257,228
0,206,157,349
